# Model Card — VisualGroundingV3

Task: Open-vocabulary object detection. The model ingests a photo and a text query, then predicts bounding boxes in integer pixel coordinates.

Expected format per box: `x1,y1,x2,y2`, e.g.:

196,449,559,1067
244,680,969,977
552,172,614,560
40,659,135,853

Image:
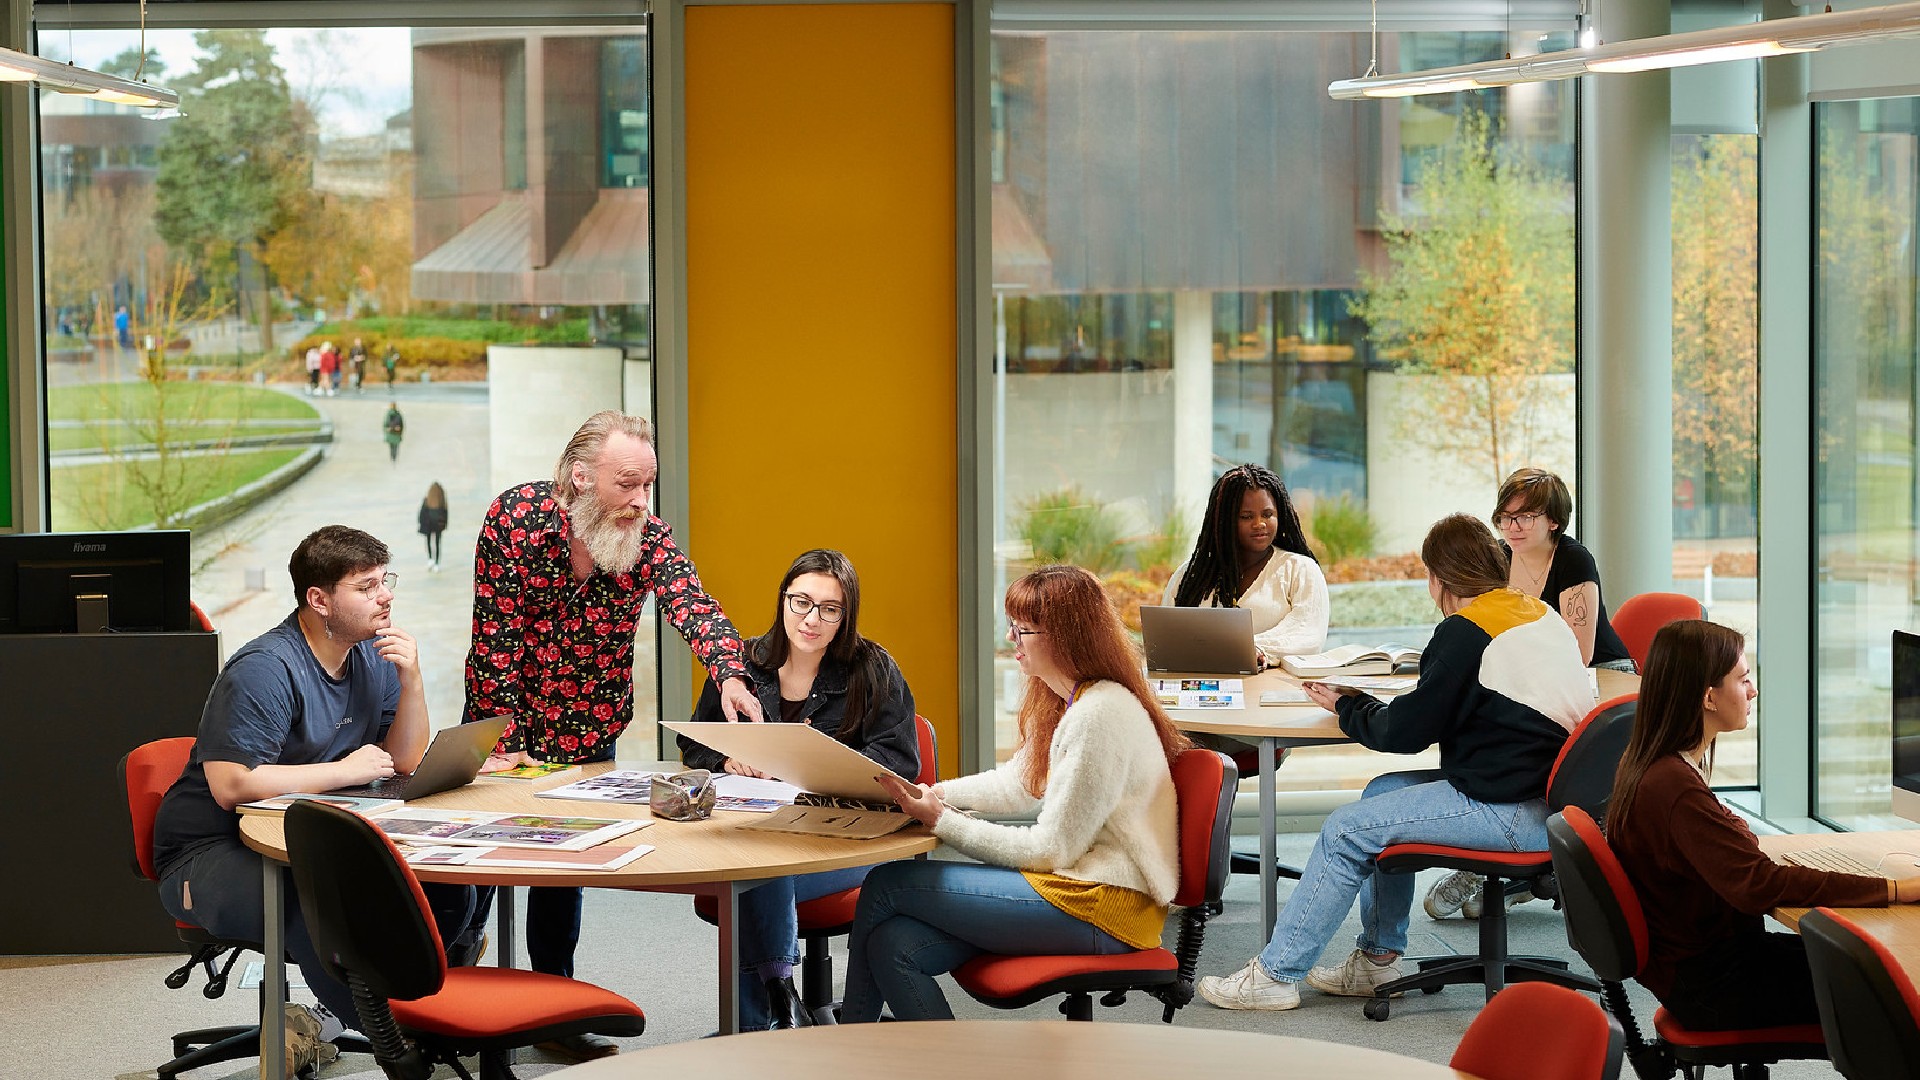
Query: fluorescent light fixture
0,44,178,108
1330,0,1920,100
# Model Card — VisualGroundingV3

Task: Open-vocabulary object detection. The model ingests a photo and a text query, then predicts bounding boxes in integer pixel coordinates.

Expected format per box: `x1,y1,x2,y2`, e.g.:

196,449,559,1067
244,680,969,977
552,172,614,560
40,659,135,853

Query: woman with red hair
840,564,1191,1022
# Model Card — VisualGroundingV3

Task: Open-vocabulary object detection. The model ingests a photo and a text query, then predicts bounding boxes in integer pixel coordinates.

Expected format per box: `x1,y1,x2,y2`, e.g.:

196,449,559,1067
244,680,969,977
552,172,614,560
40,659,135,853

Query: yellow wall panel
684,3,959,772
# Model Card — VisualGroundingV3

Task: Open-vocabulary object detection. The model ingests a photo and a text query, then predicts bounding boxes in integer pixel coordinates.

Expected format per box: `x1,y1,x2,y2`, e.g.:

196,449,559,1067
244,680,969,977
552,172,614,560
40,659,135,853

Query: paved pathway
188,380,662,745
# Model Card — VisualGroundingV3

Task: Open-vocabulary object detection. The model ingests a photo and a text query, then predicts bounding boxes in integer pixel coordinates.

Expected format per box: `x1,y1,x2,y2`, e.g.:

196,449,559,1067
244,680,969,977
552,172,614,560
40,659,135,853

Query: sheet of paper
712,773,803,803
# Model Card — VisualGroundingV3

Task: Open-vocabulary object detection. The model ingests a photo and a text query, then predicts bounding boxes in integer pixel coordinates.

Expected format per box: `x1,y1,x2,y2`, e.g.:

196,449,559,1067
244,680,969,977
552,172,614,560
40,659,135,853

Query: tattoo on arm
1564,590,1591,627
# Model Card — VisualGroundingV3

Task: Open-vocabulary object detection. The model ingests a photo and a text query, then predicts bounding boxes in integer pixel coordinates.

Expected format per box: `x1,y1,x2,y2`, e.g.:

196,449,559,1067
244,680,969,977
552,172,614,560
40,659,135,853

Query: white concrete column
1173,289,1214,517
1579,0,1673,598
486,345,625,494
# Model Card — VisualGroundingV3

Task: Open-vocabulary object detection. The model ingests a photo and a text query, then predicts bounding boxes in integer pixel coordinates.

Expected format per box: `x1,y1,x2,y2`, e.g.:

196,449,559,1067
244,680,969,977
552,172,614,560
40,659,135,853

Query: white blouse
1162,549,1331,663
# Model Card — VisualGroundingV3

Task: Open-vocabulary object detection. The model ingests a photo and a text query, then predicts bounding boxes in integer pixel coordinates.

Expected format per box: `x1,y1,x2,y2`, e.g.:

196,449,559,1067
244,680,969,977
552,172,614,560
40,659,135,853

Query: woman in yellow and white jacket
842,565,1192,1022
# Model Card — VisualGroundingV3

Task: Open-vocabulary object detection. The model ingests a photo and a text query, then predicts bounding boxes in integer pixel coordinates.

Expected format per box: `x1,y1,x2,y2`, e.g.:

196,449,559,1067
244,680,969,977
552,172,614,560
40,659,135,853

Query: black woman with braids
1162,463,1328,669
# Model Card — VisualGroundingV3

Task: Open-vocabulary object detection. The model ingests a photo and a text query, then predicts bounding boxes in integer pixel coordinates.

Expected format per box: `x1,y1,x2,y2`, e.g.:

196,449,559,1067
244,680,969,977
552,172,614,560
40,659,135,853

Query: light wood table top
1160,666,1639,738
1757,830,1920,983
553,1021,1483,1079
239,761,938,888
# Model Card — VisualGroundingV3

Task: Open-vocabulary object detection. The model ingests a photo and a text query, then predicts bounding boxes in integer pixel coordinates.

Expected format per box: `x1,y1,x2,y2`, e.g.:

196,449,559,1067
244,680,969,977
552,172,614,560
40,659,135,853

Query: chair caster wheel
1364,998,1390,1021
203,979,226,999
165,970,190,990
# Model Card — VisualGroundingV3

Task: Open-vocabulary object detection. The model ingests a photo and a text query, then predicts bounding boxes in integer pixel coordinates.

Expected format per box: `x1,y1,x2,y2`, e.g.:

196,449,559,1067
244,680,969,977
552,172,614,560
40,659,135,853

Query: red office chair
949,748,1237,1022
1362,694,1640,1020
1547,806,1827,1080
284,800,645,1080
1800,907,1920,1080
692,715,939,1017
121,737,265,1079
1611,593,1704,671
1453,981,1625,1080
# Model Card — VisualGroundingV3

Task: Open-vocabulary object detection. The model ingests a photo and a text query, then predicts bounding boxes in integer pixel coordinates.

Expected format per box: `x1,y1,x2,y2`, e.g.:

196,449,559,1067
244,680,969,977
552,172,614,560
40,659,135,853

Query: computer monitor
0,530,192,634
1892,630,1920,824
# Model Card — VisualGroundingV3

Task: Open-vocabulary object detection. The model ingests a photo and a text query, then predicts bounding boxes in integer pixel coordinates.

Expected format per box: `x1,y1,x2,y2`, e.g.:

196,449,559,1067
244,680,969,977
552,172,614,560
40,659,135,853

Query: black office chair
1800,907,1920,1080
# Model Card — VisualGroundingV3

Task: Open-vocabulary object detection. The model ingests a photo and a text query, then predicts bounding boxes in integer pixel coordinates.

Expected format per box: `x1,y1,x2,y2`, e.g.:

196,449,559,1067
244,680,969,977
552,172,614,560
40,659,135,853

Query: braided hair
1173,464,1315,608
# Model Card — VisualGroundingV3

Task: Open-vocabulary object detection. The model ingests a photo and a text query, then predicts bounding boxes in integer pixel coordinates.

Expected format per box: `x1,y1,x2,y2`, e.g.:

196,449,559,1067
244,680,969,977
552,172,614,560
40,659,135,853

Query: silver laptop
1139,605,1259,674
328,715,511,801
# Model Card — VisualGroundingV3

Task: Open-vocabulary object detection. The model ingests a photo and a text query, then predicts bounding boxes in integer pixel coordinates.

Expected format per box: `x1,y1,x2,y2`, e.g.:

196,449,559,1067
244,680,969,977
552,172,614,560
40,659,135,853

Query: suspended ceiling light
1329,0,1920,99
0,46,179,107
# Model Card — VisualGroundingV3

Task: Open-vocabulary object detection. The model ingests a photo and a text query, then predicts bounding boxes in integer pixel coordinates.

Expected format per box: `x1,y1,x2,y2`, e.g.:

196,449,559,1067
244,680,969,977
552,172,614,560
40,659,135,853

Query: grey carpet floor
0,832,1842,1079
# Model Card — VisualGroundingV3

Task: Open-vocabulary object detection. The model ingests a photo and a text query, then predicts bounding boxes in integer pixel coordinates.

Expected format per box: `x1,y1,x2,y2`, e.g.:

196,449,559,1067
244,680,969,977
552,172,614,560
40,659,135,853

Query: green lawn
47,382,320,424
47,419,321,453
315,315,592,344
49,447,303,531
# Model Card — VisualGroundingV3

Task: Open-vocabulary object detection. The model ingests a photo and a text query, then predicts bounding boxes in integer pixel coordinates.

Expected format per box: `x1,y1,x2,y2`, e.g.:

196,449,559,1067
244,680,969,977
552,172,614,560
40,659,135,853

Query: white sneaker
1197,958,1301,1011
1304,949,1405,998
1424,869,1481,919
1462,881,1535,920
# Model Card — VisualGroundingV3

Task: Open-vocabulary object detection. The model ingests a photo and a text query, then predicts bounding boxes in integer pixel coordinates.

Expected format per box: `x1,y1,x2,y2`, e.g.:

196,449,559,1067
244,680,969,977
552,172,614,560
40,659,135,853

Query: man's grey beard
570,486,648,572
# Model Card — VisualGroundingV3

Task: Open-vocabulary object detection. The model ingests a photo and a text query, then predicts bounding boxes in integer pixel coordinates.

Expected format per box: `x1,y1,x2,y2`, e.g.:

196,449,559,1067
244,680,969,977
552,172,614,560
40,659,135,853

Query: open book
1281,643,1421,679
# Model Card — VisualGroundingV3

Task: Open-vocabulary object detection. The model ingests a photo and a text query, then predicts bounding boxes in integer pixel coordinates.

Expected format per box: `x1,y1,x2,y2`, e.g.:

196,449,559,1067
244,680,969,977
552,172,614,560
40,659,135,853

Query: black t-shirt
152,612,399,876
1506,534,1629,667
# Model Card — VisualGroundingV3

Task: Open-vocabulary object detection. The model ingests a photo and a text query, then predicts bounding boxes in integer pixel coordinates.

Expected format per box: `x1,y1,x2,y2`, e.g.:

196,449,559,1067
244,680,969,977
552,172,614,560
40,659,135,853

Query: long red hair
1006,565,1191,798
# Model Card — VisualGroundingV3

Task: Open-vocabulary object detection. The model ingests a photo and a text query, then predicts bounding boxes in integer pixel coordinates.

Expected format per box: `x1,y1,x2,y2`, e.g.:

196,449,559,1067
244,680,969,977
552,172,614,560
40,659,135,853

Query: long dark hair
424,482,446,510
1173,463,1314,608
1007,565,1191,798
749,549,895,740
1605,620,1745,834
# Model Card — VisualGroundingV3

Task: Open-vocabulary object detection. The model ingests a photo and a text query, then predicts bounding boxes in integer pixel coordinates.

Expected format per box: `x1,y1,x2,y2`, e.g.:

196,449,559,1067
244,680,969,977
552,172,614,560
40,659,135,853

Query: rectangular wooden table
241,762,937,1080
1165,667,1639,943
1758,830,1920,984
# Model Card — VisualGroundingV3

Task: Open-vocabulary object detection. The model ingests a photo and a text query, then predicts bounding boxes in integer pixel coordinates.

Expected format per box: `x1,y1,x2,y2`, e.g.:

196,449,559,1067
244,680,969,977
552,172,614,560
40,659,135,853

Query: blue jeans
159,838,476,1029
734,865,873,1030
842,861,1135,1023
1255,769,1549,982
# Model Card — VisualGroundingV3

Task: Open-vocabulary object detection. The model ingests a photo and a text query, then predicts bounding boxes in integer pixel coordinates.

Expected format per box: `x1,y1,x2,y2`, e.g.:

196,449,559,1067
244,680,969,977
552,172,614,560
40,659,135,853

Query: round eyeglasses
784,593,845,624
345,572,399,596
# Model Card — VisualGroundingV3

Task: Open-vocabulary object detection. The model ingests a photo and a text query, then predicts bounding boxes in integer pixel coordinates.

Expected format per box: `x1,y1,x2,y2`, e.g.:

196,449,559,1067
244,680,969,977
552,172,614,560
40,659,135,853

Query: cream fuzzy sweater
1163,550,1329,664
932,680,1180,905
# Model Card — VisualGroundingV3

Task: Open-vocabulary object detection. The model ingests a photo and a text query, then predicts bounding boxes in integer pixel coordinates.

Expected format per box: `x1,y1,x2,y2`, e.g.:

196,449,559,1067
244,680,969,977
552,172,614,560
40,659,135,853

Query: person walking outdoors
383,345,399,388
348,338,368,393
383,403,405,464
304,346,322,395
319,342,341,397
419,482,449,572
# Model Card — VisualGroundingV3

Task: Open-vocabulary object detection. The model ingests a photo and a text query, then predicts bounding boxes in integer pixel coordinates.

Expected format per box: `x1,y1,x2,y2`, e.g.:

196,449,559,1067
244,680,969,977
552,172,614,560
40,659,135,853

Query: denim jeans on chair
841,860,1135,1023
733,865,874,1030
1255,769,1550,982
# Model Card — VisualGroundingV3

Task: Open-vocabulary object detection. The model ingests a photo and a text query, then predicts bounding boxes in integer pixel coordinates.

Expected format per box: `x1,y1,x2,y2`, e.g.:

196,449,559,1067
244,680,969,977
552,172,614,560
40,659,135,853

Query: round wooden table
240,764,937,1079
552,1020,1484,1078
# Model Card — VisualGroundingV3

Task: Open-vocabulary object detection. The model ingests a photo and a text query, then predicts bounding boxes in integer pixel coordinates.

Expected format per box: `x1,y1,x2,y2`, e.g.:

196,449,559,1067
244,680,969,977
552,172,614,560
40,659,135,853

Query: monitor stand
72,574,111,633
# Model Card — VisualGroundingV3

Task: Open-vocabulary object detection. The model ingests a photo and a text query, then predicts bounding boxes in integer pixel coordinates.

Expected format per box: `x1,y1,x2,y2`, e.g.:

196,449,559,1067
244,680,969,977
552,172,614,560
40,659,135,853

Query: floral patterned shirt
464,480,748,761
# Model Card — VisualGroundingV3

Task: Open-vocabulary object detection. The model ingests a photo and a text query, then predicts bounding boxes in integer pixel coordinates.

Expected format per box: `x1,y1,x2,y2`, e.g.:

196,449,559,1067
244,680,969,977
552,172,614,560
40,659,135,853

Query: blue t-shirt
152,612,399,876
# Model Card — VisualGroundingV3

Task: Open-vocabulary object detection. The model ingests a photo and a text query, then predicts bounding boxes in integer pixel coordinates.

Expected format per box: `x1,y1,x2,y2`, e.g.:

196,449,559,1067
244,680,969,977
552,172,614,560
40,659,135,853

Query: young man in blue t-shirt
151,525,478,1070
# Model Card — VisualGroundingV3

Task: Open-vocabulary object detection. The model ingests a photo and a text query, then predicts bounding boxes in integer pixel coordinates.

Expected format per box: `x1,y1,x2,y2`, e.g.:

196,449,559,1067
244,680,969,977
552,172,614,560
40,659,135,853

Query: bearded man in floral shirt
463,409,761,1060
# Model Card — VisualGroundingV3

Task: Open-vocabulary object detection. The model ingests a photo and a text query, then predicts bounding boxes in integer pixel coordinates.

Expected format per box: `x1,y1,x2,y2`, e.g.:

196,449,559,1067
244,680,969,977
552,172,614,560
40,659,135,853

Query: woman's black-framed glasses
784,593,845,624
346,572,399,596
1492,511,1545,529
1009,625,1044,641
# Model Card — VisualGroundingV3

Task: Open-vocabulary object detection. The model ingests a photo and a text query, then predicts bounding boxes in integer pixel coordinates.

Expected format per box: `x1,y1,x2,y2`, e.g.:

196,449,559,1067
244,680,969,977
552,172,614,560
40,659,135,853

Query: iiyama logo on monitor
71,542,107,553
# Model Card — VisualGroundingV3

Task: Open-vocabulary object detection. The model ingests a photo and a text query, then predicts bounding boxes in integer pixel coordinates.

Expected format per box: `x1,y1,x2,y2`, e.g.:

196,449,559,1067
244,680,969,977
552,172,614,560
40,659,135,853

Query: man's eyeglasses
1492,512,1546,529
344,572,399,596
784,593,845,624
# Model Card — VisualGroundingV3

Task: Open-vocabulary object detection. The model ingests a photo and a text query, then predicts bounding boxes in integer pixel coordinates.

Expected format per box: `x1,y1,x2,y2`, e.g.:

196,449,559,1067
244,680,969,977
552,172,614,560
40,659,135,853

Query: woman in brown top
1608,619,1918,1030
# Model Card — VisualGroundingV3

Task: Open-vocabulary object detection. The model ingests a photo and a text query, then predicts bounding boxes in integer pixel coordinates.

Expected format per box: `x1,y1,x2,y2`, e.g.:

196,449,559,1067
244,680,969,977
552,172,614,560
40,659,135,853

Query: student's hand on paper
876,773,944,827
723,757,772,780
342,743,397,784
375,627,420,679
718,677,765,722
480,752,531,774
1302,682,1356,711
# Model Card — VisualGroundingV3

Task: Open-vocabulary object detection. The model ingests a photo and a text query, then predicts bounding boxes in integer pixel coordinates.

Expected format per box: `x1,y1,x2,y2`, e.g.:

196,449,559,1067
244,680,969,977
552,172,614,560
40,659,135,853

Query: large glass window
1673,132,1760,786
1814,97,1920,828
988,29,1578,773
34,24,658,745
